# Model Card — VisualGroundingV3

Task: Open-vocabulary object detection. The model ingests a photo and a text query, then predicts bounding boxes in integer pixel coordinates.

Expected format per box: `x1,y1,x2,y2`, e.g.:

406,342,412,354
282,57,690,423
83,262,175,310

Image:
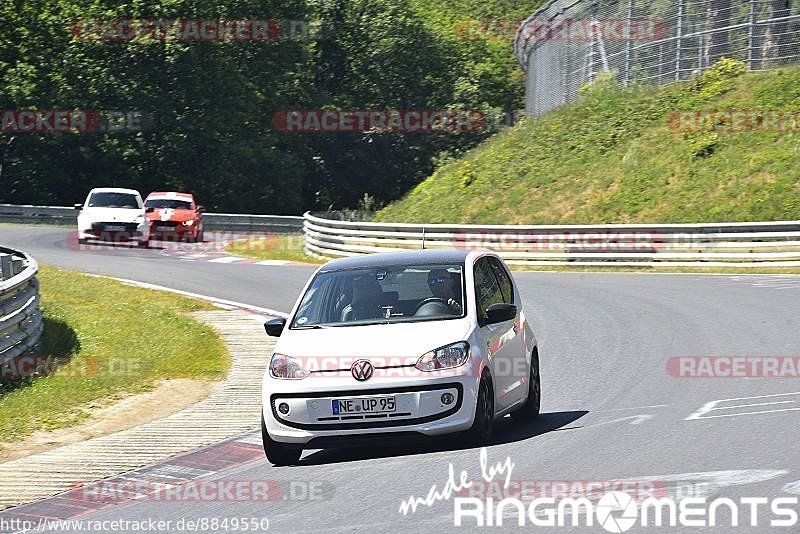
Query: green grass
0,267,229,442
226,233,322,264
375,59,800,225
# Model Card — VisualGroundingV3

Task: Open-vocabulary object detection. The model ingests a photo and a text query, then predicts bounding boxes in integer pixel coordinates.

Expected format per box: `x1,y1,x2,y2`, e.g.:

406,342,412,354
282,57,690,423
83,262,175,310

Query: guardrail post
0,253,11,280
623,0,635,86
747,0,757,70
11,257,24,275
675,0,685,81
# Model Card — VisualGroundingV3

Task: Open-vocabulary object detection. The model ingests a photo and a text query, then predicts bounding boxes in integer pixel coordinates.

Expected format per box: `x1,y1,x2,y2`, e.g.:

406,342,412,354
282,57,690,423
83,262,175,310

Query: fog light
278,402,290,414
441,393,454,405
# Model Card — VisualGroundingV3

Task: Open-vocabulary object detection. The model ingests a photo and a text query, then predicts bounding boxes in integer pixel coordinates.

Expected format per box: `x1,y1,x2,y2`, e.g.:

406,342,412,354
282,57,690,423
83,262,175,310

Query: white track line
82,273,289,318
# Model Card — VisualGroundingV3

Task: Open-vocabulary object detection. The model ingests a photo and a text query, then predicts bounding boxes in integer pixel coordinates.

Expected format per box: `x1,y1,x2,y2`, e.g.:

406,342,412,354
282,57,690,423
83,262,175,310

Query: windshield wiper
292,324,330,330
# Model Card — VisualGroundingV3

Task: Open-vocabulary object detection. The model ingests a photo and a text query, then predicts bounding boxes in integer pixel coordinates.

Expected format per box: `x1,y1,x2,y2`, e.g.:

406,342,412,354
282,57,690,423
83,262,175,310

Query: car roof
89,187,141,195
319,249,473,272
146,191,194,200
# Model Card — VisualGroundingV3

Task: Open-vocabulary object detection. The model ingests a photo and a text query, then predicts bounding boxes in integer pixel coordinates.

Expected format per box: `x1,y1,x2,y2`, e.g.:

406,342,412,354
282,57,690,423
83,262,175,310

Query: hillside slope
375,60,800,224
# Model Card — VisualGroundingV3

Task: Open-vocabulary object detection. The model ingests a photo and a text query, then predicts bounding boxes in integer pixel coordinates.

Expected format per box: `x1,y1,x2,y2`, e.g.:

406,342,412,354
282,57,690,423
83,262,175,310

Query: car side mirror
73,203,83,210
484,303,516,325
264,317,286,337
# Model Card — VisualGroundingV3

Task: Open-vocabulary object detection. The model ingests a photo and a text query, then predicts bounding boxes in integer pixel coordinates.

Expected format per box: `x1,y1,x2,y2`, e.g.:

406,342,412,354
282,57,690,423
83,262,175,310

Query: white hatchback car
75,187,150,247
261,249,541,465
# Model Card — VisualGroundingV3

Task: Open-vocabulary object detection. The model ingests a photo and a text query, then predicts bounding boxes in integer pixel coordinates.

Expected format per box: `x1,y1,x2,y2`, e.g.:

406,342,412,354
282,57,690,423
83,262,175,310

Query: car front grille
316,412,413,422
91,222,139,231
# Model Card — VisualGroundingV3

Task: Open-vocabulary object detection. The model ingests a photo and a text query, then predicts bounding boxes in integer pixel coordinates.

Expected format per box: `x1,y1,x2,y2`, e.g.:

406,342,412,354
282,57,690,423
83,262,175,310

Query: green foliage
0,0,541,213
684,58,747,102
375,65,800,224
456,161,476,189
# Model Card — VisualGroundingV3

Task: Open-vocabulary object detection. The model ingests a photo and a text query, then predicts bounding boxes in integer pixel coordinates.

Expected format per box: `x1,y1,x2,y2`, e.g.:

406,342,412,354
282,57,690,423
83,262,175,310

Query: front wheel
511,348,541,420
261,414,301,466
466,373,495,444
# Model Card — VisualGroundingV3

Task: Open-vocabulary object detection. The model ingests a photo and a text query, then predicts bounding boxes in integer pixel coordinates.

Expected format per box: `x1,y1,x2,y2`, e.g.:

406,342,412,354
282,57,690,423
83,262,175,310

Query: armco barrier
303,212,800,267
0,204,303,232
0,247,42,365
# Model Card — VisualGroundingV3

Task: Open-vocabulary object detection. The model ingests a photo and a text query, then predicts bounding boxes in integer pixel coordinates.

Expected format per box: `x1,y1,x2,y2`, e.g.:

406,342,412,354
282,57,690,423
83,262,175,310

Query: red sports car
144,192,204,242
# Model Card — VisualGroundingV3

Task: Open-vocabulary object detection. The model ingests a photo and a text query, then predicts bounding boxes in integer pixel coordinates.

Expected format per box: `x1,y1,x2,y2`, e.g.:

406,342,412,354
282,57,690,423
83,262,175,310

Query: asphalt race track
2,225,800,533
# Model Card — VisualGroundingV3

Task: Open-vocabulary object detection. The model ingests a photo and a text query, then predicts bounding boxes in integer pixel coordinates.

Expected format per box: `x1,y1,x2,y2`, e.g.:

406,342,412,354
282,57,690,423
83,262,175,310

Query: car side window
489,257,514,304
474,258,504,321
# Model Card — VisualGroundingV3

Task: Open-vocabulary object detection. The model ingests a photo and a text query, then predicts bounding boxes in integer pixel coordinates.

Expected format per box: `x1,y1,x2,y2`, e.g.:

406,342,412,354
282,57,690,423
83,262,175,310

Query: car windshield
145,199,192,210
87,192,139,208
290,263,466,328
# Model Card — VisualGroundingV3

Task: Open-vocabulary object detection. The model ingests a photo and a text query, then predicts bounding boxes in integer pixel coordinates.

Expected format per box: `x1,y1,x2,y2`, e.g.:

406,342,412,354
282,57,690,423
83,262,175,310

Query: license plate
105,225,126,231
155,226,174,232
332,396,396,415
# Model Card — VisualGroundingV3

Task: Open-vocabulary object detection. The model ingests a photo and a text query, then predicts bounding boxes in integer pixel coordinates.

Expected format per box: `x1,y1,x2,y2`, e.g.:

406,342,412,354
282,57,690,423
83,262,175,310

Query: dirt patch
0,378,217,463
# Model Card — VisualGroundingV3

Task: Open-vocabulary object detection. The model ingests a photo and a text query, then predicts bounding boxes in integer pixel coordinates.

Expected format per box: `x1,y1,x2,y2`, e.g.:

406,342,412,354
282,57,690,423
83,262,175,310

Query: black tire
261,414,302,466
466,372,495,444
511,348,541,420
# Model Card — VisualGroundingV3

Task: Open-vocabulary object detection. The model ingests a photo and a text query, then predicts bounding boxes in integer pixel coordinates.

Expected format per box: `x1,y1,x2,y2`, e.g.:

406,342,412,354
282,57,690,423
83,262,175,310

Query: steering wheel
414,297,449,315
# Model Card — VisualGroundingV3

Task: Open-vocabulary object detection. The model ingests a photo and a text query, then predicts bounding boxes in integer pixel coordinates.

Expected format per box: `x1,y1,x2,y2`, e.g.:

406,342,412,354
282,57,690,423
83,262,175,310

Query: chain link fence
515,0,800,116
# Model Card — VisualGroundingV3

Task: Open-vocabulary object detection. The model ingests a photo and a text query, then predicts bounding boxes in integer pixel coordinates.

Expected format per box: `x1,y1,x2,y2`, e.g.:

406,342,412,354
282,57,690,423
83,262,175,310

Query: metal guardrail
0,247,42,365
202,213,304,233
303,212,800,267
0,204,304,233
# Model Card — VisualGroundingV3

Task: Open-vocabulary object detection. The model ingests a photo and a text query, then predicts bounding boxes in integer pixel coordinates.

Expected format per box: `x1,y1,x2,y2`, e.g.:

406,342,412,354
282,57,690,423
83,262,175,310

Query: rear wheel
261,414,302,466
511,348,541,420
466,372,495,444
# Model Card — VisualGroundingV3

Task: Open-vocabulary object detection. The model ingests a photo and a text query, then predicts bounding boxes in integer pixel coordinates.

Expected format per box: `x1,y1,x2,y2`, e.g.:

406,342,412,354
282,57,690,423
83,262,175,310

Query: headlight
415,341,470,372
269,353,309,379
182,220,195,227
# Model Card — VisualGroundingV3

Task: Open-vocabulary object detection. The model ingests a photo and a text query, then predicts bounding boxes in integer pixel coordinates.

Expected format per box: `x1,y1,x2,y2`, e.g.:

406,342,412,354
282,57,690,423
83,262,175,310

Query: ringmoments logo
453,492,799,530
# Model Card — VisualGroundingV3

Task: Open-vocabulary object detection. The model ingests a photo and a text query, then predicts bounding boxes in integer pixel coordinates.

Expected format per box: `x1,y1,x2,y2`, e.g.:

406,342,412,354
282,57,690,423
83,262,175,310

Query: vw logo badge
351,359,374,381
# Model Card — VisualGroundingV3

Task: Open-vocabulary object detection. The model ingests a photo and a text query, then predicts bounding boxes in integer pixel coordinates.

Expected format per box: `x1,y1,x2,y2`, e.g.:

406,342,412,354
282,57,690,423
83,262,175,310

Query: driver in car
427,269,463,315
341,273,384,321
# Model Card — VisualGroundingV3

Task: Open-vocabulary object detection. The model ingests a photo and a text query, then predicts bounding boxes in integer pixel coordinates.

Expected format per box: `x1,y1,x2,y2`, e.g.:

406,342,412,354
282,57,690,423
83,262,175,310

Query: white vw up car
261,249,541,465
